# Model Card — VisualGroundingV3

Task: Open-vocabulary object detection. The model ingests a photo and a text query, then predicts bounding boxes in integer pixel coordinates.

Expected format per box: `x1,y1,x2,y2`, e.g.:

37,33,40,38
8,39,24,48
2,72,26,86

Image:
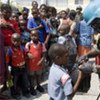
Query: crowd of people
0,0,100,99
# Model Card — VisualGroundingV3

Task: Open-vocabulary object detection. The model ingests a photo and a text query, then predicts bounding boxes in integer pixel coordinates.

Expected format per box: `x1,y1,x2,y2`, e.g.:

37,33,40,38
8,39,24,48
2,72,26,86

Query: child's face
12,13,18,21
50,18,58,28
58,49,69,66
40,9,47,17
32,9,39,18
61,11,67,18
31,31,39,42
32,1,38,9
2,9,12,19
11,36,21,47
22,11,28,20
76,9,81,13
19,20,26,30
48,8,53,17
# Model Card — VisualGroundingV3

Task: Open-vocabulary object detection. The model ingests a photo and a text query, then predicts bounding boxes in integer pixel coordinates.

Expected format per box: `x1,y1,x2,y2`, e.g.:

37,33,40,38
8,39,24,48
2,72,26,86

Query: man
79,0,100,73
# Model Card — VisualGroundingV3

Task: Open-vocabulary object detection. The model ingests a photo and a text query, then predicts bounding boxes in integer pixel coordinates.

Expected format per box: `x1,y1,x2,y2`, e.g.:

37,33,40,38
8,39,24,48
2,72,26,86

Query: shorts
29,70,42,76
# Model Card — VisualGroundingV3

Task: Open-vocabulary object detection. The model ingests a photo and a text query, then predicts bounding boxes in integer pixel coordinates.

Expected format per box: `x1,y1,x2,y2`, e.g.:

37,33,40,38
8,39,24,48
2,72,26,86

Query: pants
11,67,29,95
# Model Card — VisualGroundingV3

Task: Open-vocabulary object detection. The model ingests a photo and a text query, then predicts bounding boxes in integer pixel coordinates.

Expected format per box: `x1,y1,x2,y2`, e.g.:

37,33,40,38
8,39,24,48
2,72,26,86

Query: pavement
1,59,100,100
2,72,99,100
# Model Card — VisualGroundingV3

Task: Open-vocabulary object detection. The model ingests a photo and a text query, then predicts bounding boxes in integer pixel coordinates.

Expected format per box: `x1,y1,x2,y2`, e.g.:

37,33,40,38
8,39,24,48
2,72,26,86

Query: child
27,8,50,47
75,6,83,22
49,18,58,45
58,25,77,73
19,19,30,46
6,33,30,99
0,4,20,47
25,30,46,95
48,43,83,100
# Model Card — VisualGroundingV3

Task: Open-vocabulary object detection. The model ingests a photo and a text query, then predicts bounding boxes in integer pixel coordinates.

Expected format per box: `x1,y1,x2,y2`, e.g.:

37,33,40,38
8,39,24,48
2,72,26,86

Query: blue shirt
21,31,30,44
48,63,73,100
77,20,94,47
27,17,50,43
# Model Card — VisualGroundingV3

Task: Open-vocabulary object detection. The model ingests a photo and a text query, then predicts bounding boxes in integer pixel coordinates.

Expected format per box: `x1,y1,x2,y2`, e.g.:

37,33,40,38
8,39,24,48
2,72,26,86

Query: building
43,0,91,11
1,0,92,12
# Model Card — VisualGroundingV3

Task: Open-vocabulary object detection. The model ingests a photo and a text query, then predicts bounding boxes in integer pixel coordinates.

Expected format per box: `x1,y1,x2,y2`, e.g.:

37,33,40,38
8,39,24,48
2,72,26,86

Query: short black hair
48,43,67,61
1,4,12,12
69,10,76,20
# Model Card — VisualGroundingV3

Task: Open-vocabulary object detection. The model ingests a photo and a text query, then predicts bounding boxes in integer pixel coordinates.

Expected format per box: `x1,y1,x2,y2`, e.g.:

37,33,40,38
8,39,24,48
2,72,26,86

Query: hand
39,24,44,28
37,60,42,66
3,22,12,27
27,53,34,59
44,42,48,48
78,55,88,64
79,62,93,74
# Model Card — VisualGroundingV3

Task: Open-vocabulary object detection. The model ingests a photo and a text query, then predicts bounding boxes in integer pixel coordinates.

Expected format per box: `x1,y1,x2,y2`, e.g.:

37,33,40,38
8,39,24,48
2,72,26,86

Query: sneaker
36,85,44,93
30,88,37,96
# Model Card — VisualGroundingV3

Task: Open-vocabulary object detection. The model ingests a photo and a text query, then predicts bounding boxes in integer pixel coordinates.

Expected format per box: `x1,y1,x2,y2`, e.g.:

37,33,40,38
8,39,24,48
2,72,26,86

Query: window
75,0,83,4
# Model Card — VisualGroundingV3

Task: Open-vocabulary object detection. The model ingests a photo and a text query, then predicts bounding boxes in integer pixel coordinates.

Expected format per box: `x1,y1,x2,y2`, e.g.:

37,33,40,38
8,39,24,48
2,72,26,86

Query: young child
0,4,20,47
27,8,50,47
48,43,83,100
25,30,46,95
6,33,30,99
19,19,30,46
49,18,58,45
58,25,77,73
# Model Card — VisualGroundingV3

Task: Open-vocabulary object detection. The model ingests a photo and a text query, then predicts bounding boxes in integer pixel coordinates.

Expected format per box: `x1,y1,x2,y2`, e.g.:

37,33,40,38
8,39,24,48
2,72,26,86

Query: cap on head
83,0,100,25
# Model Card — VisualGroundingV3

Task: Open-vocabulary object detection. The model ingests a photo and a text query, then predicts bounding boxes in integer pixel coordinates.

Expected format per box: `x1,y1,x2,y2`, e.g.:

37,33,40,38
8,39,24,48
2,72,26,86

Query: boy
0,4,20,47
25,30,46,95
19,19,30,46
58,25,77,73
27,8,50,47
6,33,30,99
48,43,83,100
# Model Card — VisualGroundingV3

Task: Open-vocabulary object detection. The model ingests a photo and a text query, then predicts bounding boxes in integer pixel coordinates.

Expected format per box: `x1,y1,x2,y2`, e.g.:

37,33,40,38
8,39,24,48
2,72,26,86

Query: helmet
83,0,100,25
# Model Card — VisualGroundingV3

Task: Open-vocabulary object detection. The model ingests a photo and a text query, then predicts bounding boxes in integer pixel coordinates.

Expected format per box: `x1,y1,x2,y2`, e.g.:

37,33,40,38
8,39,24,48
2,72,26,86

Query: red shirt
26,41,46,71
0,19,20,46
6,46,25,68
